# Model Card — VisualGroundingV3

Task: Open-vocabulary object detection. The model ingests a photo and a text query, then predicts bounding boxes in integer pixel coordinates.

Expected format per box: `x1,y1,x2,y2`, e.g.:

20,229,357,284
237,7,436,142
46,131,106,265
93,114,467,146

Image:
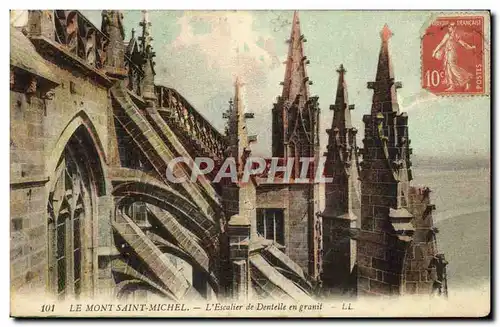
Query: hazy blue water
412,167,490,290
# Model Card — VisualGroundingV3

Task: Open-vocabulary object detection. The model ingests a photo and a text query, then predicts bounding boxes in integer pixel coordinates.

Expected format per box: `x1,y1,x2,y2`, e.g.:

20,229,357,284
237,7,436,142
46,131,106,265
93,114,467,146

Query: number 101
41,304,55,312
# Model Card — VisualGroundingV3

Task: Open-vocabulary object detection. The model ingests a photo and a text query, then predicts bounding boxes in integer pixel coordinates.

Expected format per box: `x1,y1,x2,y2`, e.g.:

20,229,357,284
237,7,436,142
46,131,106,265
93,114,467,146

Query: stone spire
368,24,402,115
126,28,138,57
139,10,156,104
321,64,360,293
139,10,153,55
101,10,126,78
361,24,412,221
269,12,321,282
331,64,353,132
325,64,357,179
222,78,257,277
281,10,311,105
323,65,361,220
272,11,318,159
227,77,255,173
355,25,444,298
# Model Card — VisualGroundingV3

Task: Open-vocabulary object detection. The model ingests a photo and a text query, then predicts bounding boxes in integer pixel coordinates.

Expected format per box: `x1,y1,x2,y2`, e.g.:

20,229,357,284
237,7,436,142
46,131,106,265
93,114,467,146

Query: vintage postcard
9,9,491,318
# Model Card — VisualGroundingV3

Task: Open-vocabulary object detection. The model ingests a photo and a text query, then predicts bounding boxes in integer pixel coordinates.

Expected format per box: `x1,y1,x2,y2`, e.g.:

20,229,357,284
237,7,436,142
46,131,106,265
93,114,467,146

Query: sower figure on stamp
432,22,476,91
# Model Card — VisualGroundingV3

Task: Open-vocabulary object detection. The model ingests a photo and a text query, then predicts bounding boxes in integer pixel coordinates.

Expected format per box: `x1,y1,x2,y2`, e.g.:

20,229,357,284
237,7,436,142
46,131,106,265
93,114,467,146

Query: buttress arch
45,115,108,298
45,110,109,197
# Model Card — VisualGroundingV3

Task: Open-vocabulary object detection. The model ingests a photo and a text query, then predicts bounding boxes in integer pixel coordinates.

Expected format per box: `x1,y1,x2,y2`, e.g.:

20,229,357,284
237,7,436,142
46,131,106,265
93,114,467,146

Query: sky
81,10,491,159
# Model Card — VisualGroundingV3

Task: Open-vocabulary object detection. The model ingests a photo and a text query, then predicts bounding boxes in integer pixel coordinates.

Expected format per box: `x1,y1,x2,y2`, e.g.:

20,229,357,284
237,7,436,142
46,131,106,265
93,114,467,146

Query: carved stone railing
155,85,227,160
52,10,109,69
27,10,115,85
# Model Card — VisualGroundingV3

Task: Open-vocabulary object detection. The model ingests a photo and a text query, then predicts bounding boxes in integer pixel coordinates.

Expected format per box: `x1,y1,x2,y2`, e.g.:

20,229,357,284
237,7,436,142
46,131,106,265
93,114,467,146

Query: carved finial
142,10,149,25
368,23,400,114
380,24,393,42
329,63,353,135
235,75,243,87
140,10,153,54
336,64,346,75
101,10,124,40
141,10,156,103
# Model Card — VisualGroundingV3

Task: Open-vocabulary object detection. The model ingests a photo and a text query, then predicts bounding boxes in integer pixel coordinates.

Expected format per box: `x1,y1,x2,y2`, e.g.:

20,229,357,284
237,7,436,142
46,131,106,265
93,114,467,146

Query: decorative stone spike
137,10,158,104
336,64,346,74
322,62,360,292
272,10,318,161
102,10,127,78
380,23,393,41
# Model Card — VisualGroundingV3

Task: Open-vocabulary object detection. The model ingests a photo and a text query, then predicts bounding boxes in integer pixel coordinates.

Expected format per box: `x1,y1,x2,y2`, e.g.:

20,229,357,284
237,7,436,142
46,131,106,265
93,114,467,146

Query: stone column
101,10,127,78
27,10,55,40
227,214,250,301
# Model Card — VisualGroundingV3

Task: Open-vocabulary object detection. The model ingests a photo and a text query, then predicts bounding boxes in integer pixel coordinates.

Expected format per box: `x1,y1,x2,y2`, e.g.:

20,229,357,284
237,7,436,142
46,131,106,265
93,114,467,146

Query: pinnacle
380,24,393,42
335,64,348,105
234,77,244,111
228,75,252,162
369,23,399,114
331,64,352,129
336,64,346,74
140,10,153,49
233,76,246,117
234,76,244,87
280,10,310,103
142,10,150,23
292,10,300,27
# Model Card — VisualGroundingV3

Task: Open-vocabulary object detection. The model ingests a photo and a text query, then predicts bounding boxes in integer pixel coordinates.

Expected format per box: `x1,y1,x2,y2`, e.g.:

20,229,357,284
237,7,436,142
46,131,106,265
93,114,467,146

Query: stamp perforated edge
419,11,491,97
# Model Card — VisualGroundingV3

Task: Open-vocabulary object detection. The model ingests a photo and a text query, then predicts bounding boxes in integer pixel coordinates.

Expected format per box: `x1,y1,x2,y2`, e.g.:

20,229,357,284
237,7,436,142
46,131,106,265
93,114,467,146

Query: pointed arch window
48,147,90,299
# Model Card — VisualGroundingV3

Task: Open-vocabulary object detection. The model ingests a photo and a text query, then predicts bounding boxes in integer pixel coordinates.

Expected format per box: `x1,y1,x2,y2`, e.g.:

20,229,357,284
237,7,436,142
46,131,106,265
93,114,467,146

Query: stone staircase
261,245,312,292
145,108,220,202
146,204,211,273
112,209,201,301
249,253,312,301
111,257,174,299
111,83,216,216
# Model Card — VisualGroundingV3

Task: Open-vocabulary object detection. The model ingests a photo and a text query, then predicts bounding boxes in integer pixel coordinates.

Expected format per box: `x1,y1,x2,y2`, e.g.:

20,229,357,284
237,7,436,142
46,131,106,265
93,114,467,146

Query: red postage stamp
422,15,486,95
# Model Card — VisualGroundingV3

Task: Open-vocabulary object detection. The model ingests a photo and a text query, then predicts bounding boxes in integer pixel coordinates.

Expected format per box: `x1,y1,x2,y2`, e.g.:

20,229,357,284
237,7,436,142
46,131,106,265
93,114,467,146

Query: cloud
153,11,286,155
170,11,281,77
398,90,440,113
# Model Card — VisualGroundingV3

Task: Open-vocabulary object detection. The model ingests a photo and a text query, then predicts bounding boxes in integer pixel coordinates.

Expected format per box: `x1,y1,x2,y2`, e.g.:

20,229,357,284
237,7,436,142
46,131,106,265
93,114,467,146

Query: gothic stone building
10,10,448,302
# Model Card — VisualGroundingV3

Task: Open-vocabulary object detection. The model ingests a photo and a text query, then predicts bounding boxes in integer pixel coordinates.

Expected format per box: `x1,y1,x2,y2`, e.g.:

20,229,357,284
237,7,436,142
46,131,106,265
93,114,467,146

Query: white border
2,0,497,326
